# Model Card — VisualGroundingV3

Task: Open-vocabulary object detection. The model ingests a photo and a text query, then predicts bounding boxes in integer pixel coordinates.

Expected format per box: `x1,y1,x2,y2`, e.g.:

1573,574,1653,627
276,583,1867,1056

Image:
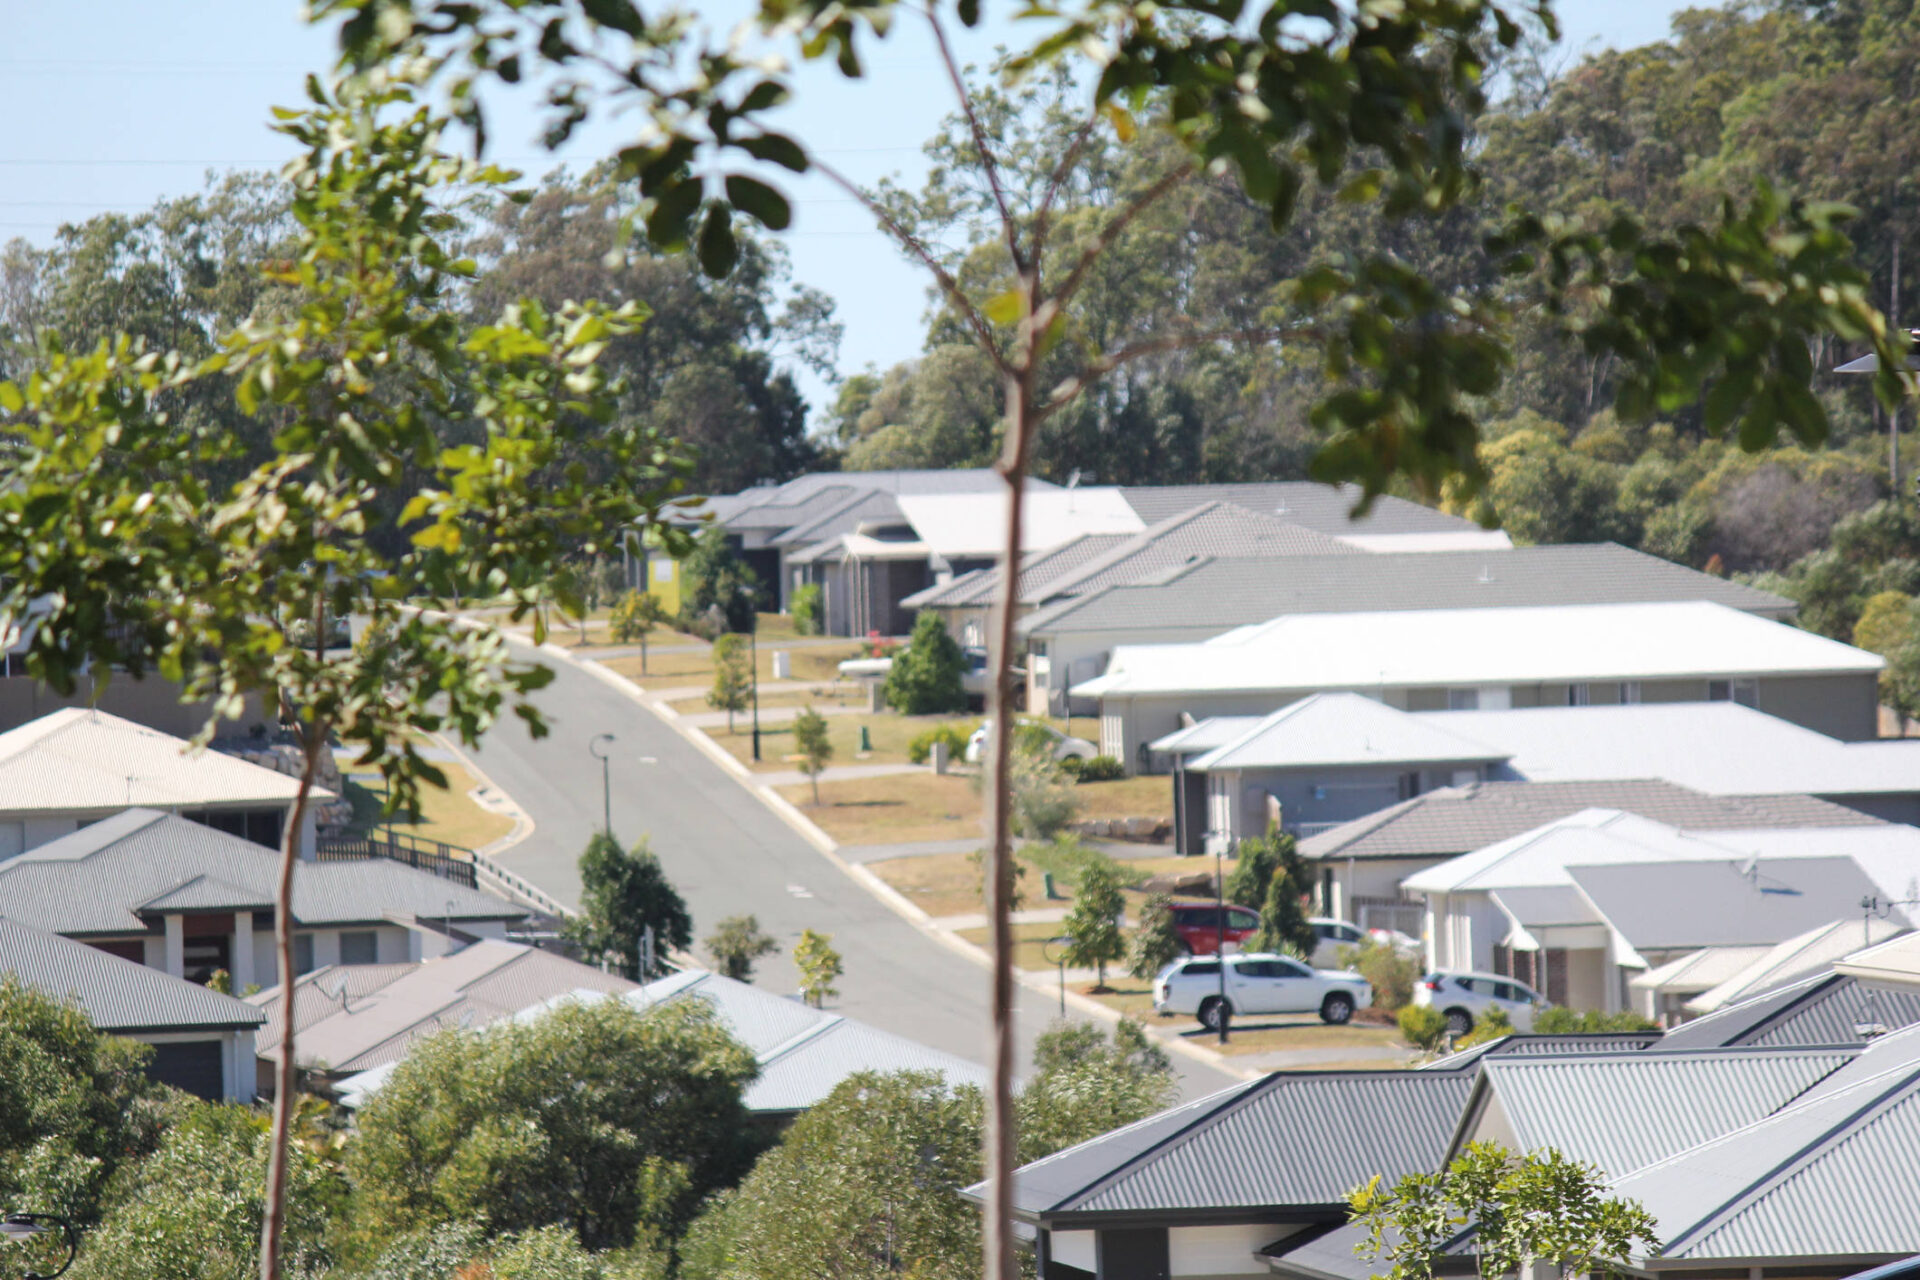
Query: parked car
1307,917,1368,968
1411,970,1546,1036
1166,901,1261,955
1154,953,1373,1030
837,656,893,680
963,718,1097,765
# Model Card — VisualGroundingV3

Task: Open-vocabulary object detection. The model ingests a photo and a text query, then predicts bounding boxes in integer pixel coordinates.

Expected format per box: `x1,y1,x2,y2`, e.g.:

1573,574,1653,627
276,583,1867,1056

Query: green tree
70,1103,334,1280
1016,1019,1176,1163
0,67,693,1278
1251,859,1316,959
1128,894,1184,981
680,1071,983,1280
680,527,760,629
794,929,844,1009
1061,857,1127,991
884,612,966,715
611,589,668,673
789,582,822,637
348,997,758,1256
792,705,833,804
1224,825,1300,913
0,977,169,1226
567,833,694,980
1350,1143,1659,1280
708,633,753,733
704,915,780,983
1854,589,1920,728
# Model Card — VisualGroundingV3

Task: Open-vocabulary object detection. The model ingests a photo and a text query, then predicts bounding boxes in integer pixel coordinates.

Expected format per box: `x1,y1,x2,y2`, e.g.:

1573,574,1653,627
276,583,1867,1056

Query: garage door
147,1041,224,1099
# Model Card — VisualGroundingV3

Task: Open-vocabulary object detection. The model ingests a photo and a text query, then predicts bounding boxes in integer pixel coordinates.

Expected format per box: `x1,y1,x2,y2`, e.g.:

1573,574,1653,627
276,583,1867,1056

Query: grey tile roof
1568,858,1885,951
251,939,636,1073
695,470,1027,530
903,534,1136,609
0,808,524,935
1655,974,1920,1051
1019,543,1795,638
1459,1047,1858,1181
1299,780,1880,864
770,489,904,548
1186,693,1509,772
0,915,265,1033
1118,484,1473,534
981,1070,1473,1222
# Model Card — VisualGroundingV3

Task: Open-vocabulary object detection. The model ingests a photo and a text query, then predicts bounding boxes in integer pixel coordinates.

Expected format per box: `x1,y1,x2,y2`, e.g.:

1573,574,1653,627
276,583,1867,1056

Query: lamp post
1041,935,1071,1017
738,584,761,763
589,733,616,837
1,1213,78,1280
1211,833,1230,1044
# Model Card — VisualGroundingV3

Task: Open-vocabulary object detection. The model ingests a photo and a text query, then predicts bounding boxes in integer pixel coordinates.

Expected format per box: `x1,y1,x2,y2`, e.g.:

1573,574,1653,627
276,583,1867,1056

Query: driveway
465,642,1241,1097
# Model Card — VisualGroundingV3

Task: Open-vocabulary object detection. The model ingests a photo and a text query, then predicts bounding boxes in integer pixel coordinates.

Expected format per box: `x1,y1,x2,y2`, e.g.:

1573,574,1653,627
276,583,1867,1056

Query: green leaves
724,174,793,231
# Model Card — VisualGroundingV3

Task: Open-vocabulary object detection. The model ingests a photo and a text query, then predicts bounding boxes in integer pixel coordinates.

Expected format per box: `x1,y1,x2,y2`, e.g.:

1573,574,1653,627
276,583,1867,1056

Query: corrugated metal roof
0,808,522,934
1654,974,1920,1050
746,1017,990,1113
0,708,311,814
1020,542,1795,639
1299,780,1876,864
1474,1048,1856,1180
0,915,264,1032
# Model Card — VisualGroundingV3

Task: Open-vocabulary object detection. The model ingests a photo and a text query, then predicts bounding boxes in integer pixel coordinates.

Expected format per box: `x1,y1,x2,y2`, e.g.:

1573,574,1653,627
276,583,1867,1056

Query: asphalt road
465,642,1240,1097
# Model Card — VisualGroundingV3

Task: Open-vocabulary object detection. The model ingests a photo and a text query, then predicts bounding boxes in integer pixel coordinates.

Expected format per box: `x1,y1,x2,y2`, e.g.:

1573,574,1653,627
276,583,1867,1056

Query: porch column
230,911,254,993
163,914,185,978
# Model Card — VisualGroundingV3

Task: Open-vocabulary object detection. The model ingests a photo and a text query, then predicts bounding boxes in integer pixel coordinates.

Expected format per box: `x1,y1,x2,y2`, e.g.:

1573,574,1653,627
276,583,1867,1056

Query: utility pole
1893,235,1902,498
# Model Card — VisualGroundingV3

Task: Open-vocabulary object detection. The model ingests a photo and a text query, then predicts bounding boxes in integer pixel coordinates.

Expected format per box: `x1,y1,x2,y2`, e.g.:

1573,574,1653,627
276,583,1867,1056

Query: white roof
0,707,315,815
1404,808,1920,908
1335,530,1516,553
1684,919,1909,1014
1632,946,1777,996
1148,717,1266,755
895,488,1145,559
1073,601,1879,698
1419,702,1920,799
1837,932,1920,991
1182,693,1508,771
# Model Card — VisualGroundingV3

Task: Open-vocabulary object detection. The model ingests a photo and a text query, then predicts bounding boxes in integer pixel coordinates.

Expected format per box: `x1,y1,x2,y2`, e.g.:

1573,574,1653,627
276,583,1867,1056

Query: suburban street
467,640,1241,1098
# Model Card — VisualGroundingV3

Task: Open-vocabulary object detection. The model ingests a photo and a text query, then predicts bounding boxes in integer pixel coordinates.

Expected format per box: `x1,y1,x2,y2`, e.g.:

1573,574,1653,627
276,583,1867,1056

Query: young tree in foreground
569,833,694,980
705,914,781,983
1061,857,1127,992
0,66,690,1280
1350,1142,1659,1280
708,633,753,733
793,929,844,1008
792,705,833,805
309,0,1913,1267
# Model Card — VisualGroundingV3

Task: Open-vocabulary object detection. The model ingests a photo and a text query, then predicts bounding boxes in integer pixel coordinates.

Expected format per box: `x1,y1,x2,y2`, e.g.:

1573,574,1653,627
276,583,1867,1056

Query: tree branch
923,5,1026,277
1037,324,1299,421
1030,104,1102,270
1050,162,1196,313
810,157,1015,380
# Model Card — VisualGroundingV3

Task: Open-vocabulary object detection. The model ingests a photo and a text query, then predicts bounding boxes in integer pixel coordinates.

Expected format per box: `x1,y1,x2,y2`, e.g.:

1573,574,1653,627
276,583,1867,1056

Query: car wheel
1320,992,1355,1025
1443,1008,1473,1037
1198,997,1232,1032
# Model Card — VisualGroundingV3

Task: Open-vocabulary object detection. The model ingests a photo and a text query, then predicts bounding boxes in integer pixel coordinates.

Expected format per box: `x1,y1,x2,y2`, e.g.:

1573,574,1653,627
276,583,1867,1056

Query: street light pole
750,622,761,763
589,733,615,838
1,1213,79,1280
1214,836,1230,1044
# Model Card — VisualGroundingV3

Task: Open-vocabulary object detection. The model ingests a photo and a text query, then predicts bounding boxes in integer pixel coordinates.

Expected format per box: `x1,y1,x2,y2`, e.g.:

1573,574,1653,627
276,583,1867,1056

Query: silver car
1153,952,1372,1032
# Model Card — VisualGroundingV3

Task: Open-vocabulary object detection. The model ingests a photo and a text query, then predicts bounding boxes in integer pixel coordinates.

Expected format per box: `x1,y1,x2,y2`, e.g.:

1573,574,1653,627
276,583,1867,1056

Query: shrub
1397,1005,1448,1052
790,583,822,636
1456,1005,1514,1049
1006,743,1079,839
1074,754,1124,782
907,722,970,764
1338,940,1420,1010
1058,754,1084,778
885,612,966,714
1533,1007,1659,1034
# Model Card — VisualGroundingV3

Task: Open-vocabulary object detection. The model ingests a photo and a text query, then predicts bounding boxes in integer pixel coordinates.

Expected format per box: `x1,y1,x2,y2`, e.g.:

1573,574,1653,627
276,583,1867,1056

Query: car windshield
1181,960,1221,976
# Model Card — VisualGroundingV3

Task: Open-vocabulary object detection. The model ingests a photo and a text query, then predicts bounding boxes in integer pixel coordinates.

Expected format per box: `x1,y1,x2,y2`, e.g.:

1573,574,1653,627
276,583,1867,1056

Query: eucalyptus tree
0,67,692,1279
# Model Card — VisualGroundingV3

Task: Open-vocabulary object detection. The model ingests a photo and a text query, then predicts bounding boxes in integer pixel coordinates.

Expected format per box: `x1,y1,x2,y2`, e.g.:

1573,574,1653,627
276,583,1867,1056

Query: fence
315,829,478,890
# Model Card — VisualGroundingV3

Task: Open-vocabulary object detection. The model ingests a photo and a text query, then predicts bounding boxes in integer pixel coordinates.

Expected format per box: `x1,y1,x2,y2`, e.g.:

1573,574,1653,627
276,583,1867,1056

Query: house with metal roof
1653,971,1920,1051
0,707,324,858
1024,544,1794,719
1404,810,1920,1015
0,808,524,994
248,937,635,1097
1638,919,1909,1022
0,914,265,1100
1078,601,1885,776
1294,779,1874,935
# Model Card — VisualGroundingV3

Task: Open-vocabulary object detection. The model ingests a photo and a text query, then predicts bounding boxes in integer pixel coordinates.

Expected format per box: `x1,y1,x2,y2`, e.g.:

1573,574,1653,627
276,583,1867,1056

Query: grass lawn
777,773,982,844
955,920,1079,970
602,641,863,690
711,710,977,774
668,684,866,716
867,844,1198,922
1163,1016,1407,1059
342,760,516,852
1076,775,1176,821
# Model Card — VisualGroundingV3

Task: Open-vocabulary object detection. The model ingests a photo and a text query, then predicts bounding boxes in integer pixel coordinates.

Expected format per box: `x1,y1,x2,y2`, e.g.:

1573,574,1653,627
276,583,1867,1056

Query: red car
1167,901,1261,955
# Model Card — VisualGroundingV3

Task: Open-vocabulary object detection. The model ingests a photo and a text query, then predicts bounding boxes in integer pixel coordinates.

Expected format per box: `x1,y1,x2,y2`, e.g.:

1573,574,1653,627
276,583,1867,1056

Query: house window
1567,683,1591,706
1447,688,1479,711
1398,771,1422,801
1708,678,1759,707
339,931,379,966
292,934,316,976
1619,681,1642,704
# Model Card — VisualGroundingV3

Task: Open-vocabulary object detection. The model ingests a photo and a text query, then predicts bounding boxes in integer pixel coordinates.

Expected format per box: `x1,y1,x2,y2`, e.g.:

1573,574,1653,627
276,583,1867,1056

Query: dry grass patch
343,760,516,852
711,710,976,774
778,773,982,844
1074,775,1176,820
955,920,1078,971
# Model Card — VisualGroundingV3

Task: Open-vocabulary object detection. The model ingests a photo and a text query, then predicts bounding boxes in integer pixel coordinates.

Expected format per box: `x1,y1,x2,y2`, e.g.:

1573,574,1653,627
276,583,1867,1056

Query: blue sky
0,0,1698,413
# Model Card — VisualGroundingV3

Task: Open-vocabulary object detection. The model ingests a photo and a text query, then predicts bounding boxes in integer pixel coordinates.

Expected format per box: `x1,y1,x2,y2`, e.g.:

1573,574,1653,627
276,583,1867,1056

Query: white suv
963,719,1097,765
1412,970,1546,1036
1153,953,1372,1032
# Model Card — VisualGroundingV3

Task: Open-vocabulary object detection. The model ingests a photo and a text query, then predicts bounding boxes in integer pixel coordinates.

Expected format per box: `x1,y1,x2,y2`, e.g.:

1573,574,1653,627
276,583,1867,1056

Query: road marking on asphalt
787,883,814,898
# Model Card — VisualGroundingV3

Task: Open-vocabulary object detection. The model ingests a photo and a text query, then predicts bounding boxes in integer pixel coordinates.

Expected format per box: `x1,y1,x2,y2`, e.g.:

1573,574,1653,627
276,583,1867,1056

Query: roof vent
1477,565,1495,584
